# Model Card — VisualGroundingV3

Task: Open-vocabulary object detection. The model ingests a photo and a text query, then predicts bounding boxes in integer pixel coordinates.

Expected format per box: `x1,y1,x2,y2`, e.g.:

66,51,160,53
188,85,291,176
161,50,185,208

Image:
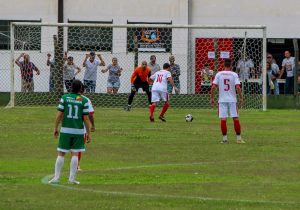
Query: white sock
223,135,228,141
54,156,64,180
237,135,242,141
69,156,78,181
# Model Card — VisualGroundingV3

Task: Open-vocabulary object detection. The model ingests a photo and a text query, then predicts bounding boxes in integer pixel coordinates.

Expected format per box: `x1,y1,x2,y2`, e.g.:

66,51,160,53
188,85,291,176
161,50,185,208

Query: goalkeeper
124,61,151,111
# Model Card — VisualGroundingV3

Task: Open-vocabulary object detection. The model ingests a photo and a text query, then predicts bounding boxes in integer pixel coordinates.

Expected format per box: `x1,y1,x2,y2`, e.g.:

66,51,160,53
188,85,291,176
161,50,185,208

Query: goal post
8,22,267,110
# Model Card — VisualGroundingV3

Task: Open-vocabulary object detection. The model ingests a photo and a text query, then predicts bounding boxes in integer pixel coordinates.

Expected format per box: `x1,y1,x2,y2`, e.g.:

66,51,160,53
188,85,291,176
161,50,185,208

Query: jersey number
156,74,163,83
67,104,79,119
224,79,230,91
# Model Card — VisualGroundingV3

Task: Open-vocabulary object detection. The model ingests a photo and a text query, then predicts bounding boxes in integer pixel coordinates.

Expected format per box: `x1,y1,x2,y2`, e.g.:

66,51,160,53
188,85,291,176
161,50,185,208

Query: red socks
233,119,241,135
160,103,169,117
149,104,156,118
78,152,81,162
220,119,227,136
220,119,241,136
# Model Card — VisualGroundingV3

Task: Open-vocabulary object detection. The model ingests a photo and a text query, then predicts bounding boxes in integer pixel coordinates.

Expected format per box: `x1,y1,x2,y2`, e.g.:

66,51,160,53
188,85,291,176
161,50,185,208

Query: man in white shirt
210,59,244,144
267,54,280,95
149,63,178,122
280,50,295,94
236,57,254,81
82,51,105,93
236,56,254,94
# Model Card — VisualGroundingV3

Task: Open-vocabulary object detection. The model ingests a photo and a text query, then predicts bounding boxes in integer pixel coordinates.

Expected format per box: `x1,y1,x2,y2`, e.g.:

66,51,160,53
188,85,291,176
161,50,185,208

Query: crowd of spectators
15,50,299,95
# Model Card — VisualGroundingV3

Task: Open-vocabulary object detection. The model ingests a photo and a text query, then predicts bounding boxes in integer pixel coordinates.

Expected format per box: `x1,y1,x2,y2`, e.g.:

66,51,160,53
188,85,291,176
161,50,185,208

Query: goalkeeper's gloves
149,84,153,92
131,84,136,92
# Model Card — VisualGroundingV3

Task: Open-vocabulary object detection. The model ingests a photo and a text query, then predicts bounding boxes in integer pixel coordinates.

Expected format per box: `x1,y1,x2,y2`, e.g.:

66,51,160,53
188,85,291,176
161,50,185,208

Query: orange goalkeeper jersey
130,66,151,84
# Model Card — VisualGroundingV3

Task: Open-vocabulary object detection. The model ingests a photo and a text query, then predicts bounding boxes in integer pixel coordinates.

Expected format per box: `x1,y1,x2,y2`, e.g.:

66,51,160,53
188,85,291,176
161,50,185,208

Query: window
0,20,41,50
127,21,172,53
68,20,113,52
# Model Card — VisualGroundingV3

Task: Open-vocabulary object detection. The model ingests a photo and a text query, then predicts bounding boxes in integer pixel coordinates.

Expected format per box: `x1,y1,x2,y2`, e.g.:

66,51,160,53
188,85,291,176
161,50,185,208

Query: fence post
293,39,299,97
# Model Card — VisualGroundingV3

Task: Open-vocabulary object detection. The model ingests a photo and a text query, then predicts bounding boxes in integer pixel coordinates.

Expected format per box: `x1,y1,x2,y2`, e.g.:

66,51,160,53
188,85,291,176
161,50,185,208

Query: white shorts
218,102,239,118
151,90,169,103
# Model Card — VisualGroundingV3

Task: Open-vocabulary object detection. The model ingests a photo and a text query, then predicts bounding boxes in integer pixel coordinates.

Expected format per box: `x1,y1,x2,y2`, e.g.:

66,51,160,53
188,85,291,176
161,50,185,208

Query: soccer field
0,107,300,210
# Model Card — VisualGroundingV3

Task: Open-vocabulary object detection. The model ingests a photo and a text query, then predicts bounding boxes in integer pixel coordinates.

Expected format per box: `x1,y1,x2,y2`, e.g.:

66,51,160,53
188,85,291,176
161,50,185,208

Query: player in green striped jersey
49,80,91,185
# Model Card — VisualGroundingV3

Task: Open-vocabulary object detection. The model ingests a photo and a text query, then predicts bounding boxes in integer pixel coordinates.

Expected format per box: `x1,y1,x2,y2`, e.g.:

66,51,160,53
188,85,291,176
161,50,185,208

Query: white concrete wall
0,0,57,22
191,0,300,38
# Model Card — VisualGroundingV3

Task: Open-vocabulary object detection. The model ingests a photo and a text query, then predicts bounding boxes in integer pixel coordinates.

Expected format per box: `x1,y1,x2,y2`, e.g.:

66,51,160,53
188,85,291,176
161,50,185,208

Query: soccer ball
185,114,193,122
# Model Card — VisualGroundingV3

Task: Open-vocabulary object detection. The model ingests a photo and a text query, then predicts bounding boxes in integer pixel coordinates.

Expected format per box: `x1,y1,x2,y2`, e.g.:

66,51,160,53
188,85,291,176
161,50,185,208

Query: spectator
267,53,277,64
167,55,181,94
101,57,123,94
148,55,160,75
47,53,55,92
280,50,295,94
63,54,81,92
236,55,255,80
148,55,160,92
200,64,214,94
267,54,280,95
82,51,105,93
236,55,254,94
15,53,40,92
266,62,275,95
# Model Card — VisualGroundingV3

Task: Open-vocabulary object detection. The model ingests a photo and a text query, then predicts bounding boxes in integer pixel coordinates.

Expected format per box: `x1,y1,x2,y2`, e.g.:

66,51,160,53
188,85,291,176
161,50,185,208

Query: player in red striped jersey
210,59,245,144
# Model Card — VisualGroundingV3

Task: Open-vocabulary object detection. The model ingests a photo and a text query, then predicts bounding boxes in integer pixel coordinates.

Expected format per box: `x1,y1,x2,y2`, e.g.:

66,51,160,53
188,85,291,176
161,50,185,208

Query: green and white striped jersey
57,93,89,135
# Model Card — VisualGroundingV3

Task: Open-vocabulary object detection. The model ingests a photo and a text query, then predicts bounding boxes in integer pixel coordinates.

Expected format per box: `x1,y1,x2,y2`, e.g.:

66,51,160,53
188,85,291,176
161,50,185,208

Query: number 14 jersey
212,70,240,103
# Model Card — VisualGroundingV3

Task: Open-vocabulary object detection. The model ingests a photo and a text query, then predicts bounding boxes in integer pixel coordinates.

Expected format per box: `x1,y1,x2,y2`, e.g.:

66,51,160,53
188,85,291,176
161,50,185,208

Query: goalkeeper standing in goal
124,61,151,111
210,59,245,144
49,80,91,184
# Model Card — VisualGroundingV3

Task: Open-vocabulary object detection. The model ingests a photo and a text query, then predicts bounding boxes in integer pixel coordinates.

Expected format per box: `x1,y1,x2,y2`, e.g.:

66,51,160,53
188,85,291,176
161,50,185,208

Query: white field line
41,160,298,206
41,175,297,206
85,159,274,172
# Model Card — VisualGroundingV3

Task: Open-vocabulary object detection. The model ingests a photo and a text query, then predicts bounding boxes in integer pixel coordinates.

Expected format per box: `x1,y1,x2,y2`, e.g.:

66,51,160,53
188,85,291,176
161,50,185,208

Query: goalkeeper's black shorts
133,82,149,92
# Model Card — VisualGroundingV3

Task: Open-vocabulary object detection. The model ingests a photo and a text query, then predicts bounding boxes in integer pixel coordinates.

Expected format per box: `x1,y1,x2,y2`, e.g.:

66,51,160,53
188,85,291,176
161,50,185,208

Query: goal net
8,22,267,109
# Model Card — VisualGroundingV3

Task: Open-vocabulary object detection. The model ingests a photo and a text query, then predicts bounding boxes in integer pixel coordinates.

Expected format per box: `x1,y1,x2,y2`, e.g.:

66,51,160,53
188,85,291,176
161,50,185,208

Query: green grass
0,107,300,210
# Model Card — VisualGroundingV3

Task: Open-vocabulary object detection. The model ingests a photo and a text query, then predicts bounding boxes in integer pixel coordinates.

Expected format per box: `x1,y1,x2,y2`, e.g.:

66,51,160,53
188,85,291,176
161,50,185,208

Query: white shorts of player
151,90,169,103
218,102,239,118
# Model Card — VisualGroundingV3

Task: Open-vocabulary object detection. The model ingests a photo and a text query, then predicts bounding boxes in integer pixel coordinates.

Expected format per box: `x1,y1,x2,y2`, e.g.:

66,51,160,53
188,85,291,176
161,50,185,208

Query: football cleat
68,180,80,185
150,116,154,122
48,178,60,184
220,140,228,144
236,139,246,144
124,105,131,111
159,115,166,122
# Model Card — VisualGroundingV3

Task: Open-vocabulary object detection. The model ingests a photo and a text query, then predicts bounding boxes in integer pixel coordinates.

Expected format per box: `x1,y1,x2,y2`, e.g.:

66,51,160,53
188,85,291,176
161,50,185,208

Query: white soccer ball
185,114,193,122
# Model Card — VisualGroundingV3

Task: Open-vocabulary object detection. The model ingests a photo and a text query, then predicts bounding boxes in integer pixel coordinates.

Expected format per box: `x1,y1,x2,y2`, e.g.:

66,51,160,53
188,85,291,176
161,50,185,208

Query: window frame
67,20,113,52
0,19,41,50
